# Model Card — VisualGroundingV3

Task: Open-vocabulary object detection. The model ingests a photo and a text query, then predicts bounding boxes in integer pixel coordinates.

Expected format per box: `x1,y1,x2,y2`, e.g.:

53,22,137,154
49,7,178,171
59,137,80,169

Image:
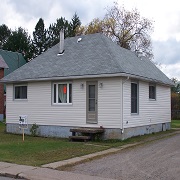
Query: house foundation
6,122,171,140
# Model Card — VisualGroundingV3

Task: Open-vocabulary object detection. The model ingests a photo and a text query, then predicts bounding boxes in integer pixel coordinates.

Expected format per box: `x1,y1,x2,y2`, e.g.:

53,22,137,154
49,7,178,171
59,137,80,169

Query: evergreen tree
33,18,48,56
0,24,11,48
47,17,70,47
3,27,33,61
69,13,81,37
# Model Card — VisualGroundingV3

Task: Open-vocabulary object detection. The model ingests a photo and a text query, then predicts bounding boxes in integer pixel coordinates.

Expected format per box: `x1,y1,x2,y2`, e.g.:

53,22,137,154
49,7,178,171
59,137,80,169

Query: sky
0,0,180,80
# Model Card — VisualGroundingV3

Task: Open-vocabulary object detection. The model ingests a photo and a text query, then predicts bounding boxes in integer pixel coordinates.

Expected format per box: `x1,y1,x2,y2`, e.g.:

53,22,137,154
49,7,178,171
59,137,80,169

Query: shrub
30,123,39,136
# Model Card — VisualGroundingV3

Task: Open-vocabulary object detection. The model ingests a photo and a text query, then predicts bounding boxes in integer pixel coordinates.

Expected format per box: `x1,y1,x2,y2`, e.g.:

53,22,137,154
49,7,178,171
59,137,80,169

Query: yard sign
19,115,28,141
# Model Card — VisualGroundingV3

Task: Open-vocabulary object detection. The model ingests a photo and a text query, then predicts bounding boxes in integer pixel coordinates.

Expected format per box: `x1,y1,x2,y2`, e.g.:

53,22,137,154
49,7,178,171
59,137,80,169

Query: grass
171,119,180,128
0,121,179,166
0,122,108,166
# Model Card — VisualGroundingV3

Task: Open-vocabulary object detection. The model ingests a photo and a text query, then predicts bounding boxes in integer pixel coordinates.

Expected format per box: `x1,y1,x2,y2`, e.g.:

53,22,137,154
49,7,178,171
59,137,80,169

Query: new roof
1,33,173,86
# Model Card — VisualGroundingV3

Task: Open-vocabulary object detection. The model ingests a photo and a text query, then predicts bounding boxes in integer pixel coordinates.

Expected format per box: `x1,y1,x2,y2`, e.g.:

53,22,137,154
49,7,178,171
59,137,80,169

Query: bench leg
90,134,94,141
72,132,76,136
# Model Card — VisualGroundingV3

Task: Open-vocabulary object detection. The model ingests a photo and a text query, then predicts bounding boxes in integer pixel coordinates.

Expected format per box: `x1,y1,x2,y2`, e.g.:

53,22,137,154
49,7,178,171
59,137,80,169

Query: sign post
19,115,28,141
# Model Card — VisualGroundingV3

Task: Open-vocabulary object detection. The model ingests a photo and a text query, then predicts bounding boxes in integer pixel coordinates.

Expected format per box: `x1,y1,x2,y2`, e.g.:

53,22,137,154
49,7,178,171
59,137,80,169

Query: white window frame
52,82,72,105
149,84,156,100
14,84,28,100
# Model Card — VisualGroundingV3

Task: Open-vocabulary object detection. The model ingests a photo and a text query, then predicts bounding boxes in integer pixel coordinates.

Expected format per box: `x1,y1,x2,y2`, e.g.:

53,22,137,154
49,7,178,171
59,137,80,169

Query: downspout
121,76,129,134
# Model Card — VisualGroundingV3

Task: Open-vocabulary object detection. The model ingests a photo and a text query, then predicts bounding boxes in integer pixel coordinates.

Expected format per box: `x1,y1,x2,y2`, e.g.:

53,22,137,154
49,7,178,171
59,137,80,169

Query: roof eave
0,72,174,87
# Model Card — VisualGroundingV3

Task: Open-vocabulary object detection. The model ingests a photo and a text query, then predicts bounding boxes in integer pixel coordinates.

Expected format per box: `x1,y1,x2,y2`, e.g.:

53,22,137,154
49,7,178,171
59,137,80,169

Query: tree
85,18,104,35
3,27,33,61
47,17,70,48
171,78,180,119
33,18,48,56
80,3,154,59
69,13,81,36
171,78,180,93
0,24,11,48
104,3,153,58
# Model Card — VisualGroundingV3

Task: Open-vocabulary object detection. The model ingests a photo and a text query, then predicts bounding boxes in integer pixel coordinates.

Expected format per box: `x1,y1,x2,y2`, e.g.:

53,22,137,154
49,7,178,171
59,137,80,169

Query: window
131,82,138,114
149,84,156,100
14,85,27,99
53,83,72,104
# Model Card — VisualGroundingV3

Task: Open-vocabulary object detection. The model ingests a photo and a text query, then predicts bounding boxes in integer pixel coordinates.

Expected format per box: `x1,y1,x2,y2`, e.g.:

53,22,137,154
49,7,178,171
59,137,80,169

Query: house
0,49,27,121
0,55,9,120
1,32,173,139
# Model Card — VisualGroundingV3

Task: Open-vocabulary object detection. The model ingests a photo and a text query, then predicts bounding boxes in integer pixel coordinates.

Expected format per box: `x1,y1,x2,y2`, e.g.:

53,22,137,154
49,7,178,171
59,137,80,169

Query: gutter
0,72,174,87
121,76,129,134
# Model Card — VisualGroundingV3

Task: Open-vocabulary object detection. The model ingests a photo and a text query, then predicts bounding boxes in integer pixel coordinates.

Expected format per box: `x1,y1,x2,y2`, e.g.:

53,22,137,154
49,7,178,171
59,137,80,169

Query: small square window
14,85,27,99
149,85,156,100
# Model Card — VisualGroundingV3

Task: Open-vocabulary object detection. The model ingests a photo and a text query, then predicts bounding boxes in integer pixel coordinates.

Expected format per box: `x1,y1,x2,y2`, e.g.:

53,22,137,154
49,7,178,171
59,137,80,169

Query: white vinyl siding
6,78,122,129
6,81,86,126
98,78,122,128
6,78,170,129
123,80,171,128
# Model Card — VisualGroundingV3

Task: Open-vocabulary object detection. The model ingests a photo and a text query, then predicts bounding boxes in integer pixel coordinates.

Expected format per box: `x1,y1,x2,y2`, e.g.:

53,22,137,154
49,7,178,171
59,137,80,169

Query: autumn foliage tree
104,3,153,59
171,78,180,120
77,2,153,59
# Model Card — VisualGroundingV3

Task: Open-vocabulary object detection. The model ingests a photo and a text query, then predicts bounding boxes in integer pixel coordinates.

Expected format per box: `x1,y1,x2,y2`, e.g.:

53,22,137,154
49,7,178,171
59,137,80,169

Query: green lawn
0,122,108,166
171,120,180,128
0,121,178,166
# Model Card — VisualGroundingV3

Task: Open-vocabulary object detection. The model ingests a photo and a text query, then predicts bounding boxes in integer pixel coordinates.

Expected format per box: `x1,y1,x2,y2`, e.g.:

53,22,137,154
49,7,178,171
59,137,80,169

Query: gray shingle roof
1,33,173,86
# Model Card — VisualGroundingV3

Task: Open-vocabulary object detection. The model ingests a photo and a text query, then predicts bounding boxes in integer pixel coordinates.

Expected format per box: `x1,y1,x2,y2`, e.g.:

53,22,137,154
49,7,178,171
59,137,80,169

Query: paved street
70,134,180,180
0,177,16,180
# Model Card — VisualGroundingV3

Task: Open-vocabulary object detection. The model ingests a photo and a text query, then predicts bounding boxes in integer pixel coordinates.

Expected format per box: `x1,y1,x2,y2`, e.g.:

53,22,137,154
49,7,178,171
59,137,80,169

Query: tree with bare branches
78,2,154,59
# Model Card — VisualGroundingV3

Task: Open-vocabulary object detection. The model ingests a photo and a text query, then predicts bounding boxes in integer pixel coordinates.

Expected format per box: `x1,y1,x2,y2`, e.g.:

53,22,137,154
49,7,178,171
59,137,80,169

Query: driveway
70,133,180,180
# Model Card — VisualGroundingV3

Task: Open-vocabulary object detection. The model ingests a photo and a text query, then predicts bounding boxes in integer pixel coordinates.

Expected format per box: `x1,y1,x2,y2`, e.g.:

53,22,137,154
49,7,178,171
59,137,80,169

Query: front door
86,81,98,124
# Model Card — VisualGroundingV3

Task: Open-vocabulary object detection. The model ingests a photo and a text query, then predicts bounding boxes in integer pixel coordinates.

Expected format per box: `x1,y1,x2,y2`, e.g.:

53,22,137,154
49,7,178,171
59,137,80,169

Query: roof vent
77,37,82,43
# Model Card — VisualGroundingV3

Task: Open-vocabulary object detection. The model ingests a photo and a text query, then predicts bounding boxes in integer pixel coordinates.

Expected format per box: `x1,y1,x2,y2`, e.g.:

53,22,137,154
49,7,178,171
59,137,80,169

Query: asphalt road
0,177,15,180
70,133,180,180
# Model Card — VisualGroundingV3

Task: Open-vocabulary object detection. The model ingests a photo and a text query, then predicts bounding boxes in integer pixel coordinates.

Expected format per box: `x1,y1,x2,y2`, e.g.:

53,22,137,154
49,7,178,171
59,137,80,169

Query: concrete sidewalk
0,162,113,180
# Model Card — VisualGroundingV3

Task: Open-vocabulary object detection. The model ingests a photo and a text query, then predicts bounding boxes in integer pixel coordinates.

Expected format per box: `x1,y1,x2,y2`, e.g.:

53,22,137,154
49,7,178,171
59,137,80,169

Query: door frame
86,81,98,124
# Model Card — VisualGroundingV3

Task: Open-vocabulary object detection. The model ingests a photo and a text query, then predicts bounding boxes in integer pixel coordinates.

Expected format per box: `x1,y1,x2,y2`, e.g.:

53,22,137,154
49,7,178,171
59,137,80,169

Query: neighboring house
1,32,173,139
0,49,27,121
0,55,9,120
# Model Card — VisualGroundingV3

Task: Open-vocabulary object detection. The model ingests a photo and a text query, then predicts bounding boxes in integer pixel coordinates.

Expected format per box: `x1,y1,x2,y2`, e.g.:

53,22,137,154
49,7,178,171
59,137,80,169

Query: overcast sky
0,0,180,80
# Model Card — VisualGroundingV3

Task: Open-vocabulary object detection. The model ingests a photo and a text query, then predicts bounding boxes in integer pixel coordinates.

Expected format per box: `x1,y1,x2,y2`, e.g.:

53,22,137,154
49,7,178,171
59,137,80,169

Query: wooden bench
69,127,104,141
